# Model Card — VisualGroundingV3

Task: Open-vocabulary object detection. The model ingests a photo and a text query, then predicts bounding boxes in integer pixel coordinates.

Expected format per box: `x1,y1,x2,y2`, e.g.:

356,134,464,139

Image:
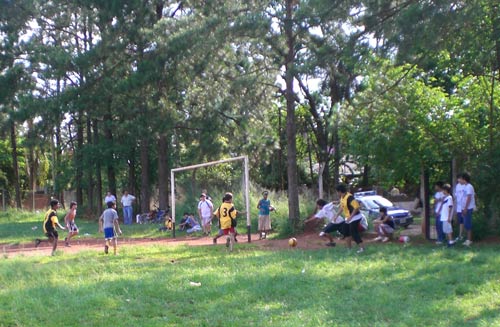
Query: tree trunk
10,121,22,209
158,133,169,210
75,113,84,206
93,119,102,215
104,110,116,196
140,137,150,213
86,117,94,211
285,0,300,227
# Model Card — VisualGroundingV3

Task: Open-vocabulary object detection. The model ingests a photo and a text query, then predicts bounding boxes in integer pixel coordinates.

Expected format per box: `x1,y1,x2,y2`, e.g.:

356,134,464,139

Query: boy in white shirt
440,184,455,247
304,199,345,247
460,173,476,246
434,182,445,244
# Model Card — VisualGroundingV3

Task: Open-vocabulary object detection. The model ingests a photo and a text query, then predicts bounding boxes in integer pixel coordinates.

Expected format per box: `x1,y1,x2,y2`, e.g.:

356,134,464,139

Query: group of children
35,174,476,256
36,199,122,256
434,173,476,247
35,199,80,256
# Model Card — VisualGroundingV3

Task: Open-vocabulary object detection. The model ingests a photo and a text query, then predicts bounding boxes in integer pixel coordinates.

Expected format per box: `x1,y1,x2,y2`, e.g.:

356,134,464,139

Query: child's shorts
222,227,235,235
104,227,116,240
442,221,452,234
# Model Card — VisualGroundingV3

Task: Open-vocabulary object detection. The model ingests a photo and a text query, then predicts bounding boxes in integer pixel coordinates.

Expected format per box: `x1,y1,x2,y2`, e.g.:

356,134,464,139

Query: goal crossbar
170,155,251,242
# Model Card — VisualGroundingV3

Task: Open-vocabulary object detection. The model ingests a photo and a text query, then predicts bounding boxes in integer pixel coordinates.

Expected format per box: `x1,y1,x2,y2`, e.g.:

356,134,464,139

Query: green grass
2,241,500,326
2,210,500,326
0,209,172,245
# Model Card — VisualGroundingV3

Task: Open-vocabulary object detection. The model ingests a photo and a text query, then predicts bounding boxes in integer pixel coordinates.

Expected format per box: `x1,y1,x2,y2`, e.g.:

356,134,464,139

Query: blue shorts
104,227,116,240
463,209,473,231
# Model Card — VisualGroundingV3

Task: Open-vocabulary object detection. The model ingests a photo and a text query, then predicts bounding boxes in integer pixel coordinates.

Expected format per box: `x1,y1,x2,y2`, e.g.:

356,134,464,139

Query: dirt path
1,232,388,258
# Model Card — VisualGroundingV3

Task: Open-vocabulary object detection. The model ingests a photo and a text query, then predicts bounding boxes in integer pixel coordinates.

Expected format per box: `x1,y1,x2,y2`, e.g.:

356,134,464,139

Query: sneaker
356,247,365,253
435,241,443,245
463,240,472,246
373,236,383,242
326,242,336,247
455,236,464,242
35,239,41,248
104,245,109,254
226,237,230,248
381,237,389,243
213,238,217,244
447,241,455,247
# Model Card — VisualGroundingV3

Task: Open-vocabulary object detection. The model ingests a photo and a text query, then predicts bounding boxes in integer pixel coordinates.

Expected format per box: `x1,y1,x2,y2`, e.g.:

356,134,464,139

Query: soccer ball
399,236,410,243
288,237,298,247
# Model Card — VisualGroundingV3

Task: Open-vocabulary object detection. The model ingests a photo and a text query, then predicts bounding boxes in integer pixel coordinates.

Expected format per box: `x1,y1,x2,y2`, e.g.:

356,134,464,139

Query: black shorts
322,222,345,235
45,230,58,239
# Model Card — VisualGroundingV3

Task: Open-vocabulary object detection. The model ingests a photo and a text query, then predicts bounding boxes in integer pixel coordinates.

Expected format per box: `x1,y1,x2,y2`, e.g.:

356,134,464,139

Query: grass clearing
2,210,500,326
2,241,500,326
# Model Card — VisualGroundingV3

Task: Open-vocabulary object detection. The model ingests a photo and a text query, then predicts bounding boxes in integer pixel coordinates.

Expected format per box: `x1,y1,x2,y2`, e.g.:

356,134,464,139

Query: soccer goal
170,156,251,242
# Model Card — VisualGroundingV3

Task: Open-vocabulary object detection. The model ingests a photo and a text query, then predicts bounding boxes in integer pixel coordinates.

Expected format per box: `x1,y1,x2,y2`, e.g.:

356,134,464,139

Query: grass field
2,211,500,326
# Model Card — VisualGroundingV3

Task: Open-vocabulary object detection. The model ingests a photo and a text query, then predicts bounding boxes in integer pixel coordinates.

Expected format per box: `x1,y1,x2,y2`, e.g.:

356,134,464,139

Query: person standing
198,193,214,235
98,201,122,255
460,173,476,246
120,190,136,225
440,184,455,247
64,201,79,247
304,199,344,246
104,191,116,204
454,174,466,241
333,184,365,253
35,199,66,256
433,181,445,244
257,191,274,240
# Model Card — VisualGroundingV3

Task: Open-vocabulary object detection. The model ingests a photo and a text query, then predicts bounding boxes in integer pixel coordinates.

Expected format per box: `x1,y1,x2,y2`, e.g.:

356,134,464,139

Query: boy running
98,201,122,255
35,199,66,256
304,199,345,247
332,184,365,253
218,192,239,251
64,201,79,247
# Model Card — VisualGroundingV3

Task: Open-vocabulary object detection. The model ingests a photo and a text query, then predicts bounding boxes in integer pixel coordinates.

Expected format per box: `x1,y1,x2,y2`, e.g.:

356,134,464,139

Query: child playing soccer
64,201,79,247
98,201,122,255
35,199,66,256
217,192,239,251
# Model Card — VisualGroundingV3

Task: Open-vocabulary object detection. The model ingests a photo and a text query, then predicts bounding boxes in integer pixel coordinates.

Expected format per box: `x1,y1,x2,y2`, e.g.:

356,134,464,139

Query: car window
360,199,378,210
373,197,393,207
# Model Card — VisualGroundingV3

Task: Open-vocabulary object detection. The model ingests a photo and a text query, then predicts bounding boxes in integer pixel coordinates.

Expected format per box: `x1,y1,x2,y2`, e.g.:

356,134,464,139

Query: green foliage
345,60,452,187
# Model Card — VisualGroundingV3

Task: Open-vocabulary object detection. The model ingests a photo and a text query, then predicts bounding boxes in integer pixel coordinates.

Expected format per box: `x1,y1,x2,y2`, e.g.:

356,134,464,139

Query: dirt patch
1,231,410,258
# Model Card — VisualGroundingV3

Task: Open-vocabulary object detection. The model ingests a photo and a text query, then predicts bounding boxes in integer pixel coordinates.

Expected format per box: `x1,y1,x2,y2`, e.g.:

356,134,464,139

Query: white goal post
170,155,251,242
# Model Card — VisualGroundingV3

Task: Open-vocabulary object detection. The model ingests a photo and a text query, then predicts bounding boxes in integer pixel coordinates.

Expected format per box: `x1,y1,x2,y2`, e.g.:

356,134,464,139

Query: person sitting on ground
158,215,173,232
304,199,345,247
373,207,395,242
179,213,201,234
179,212,190,231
